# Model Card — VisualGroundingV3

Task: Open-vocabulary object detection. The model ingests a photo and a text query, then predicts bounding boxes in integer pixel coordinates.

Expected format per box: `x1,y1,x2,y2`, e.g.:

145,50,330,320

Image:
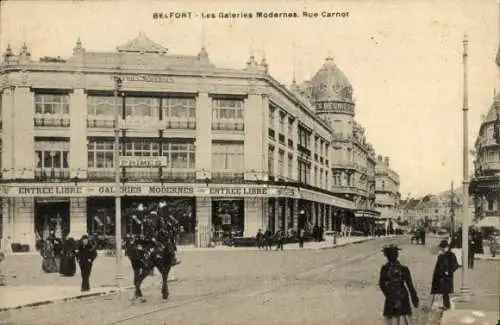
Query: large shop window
87,96,116,128
212,98,244,130
125,97,160,119
35,94,70,115
35,140,70,180
88,140,115,168
162,97,196,119
212,199,244,238
34,94,70,127
125,139,160,157
161,142,196,169
212,142,244,181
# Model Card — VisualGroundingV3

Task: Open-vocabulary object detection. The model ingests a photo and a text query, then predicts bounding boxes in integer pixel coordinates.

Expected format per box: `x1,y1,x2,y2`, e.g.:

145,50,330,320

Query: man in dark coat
264,228,273,251
275,227,285,251
298,228,305,249
378,244,419,324
431,239,459,310
469,227,484,269
76,234,97,292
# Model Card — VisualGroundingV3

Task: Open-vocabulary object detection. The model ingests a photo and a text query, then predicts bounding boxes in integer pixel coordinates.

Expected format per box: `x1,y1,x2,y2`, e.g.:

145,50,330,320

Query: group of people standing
42,233,98,292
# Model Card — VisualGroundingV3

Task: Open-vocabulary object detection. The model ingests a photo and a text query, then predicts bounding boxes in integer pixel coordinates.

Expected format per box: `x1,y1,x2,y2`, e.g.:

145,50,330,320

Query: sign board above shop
0,184,355,209
119,156,167,167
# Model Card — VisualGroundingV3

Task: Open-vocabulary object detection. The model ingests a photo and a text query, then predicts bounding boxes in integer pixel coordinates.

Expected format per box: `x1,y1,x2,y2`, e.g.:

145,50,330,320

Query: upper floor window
35,140,70,169
269,106,276,128
278,150,285,176
288,154,293,178
88,140,115,168
125,97,160,118
287,118,294,138
35,94,69,115
279,111,286,134
268,146,275,175
298,125,311,148
212,142,244,171
125,139,160,157
88,96,115,116
162,97,196,119
162,142,196,169
212,98,244,120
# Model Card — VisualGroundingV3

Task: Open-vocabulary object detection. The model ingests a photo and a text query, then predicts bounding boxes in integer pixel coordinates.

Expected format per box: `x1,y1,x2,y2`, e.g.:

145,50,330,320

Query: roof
309,56,354,104
116,32,168,54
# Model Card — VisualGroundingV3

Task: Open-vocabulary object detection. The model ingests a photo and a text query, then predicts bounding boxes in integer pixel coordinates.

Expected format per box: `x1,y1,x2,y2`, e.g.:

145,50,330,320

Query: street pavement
0,236,498,325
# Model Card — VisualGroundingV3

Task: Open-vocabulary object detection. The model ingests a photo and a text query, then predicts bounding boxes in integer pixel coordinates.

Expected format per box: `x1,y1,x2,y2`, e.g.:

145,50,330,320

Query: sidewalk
440,258,500,325
0,235,383,312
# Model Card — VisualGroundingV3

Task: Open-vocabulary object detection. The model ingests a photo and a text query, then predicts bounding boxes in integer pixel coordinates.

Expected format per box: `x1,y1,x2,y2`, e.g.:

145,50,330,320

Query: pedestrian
59,237,77,277
431,239,459,310
256,229,264,249
275,227,284,251
469,226,484,269
298,228,305,249
76,234,97,292
264,228,273,251
378,244,419,325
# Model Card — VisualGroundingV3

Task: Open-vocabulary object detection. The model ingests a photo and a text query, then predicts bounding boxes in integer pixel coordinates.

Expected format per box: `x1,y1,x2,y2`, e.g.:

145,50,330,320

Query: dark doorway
34,200,70,242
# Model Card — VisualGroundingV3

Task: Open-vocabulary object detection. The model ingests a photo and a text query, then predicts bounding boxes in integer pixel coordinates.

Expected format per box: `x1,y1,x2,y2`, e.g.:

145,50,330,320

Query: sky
1,0,498,198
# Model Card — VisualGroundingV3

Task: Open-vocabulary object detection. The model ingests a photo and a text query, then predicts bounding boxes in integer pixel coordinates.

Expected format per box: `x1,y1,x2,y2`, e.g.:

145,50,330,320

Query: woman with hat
378,244,419,325
431,239,459,310
76,234,97,292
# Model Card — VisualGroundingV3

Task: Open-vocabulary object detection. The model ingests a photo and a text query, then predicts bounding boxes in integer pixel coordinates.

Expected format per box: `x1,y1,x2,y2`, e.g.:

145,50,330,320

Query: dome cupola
310,55,355,116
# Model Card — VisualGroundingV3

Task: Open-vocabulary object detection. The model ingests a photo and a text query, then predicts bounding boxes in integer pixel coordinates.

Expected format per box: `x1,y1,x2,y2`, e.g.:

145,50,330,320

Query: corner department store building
0,34,388,250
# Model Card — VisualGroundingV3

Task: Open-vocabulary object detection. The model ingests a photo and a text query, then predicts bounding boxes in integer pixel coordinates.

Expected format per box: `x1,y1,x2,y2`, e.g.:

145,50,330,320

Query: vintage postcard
0,1,498,324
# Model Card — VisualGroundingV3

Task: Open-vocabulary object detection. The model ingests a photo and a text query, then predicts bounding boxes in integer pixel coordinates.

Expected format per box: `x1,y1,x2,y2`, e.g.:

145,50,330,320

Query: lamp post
459,34,471,301
113,74,124,285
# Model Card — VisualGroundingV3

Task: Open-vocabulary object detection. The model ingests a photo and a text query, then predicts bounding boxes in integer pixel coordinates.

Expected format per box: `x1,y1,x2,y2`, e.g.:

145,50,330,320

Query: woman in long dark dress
431,239,459,310
378,244,419,325
59,237,77,277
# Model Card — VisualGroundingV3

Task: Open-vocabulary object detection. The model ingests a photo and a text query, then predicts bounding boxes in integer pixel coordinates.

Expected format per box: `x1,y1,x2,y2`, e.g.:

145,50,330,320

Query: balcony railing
87,116,115,129
331,162,356,170
211,171,244,183
163,118,196,129
35,168,70,181
482,161,500,171
34,114,71,127
212,120,245,131
331,185,367,196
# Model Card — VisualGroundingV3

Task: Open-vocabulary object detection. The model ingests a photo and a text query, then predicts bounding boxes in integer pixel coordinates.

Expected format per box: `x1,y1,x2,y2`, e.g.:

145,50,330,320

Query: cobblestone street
1,236,498,325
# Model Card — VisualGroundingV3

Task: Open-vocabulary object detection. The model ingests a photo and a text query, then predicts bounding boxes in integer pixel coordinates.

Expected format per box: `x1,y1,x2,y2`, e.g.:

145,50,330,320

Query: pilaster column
293,199,299,229
274,199,280,231
195,92,212,180
291,119,298,181
244,93,265,181
196,197,211,248
1,88,14,179
285,198,290,229
70,89,88,178
13,87,35,179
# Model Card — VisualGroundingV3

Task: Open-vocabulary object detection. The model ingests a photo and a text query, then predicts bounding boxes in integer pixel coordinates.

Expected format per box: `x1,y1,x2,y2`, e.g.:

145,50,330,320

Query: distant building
470,14,500,221
374,156,400,220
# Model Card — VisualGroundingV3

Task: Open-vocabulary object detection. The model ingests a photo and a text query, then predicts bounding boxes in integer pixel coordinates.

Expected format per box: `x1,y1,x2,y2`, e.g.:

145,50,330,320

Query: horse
124,203,177,302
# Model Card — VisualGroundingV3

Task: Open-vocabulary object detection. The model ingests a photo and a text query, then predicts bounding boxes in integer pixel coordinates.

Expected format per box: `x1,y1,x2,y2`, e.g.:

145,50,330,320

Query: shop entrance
34,199,70,243
212,199,244,240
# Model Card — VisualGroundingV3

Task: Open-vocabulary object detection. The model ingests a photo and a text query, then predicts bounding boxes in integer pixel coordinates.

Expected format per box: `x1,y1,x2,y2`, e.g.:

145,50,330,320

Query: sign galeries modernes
3,184,279,198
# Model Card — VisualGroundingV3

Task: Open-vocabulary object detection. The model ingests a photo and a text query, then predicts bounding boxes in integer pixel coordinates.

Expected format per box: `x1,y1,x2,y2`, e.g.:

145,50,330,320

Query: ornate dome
310,56,354,104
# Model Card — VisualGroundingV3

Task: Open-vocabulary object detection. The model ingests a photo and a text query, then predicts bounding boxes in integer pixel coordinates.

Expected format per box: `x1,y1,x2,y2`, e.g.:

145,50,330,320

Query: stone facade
374,156,401,220
0,34,396,250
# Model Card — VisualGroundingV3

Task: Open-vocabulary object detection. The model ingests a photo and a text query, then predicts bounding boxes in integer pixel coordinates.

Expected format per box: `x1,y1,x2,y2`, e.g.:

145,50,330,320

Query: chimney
385,156,389,165
377,155,383,162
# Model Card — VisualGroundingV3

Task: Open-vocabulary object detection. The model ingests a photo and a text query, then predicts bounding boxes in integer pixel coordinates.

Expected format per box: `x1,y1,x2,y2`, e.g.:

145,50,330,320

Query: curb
317,238,373,250
0,279,180,313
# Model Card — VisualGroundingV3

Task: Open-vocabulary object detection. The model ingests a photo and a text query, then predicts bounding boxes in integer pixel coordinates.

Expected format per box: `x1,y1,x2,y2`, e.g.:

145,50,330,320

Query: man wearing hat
431,239,459,310
76,234,97,292
378,244,419,324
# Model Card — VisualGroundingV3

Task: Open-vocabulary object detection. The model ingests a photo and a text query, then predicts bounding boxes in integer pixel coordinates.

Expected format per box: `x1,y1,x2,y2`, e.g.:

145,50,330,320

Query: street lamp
113,73,124,285
459,34,471,301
